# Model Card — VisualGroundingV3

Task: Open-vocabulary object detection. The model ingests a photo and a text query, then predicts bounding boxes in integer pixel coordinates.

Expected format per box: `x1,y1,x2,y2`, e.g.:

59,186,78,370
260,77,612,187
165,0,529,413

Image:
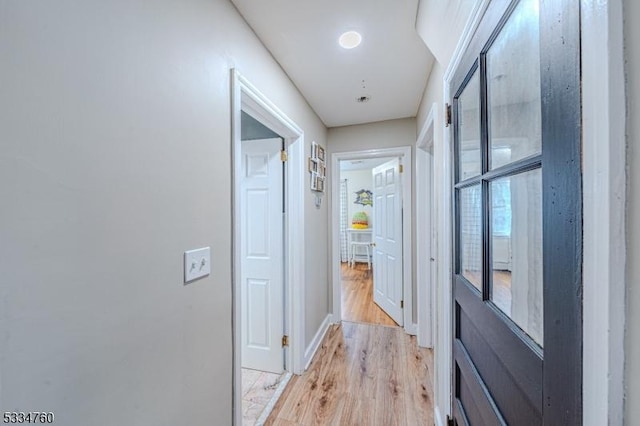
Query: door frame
433,1,627,425
416,103,438,348
231,69,306,426
330,146,414,333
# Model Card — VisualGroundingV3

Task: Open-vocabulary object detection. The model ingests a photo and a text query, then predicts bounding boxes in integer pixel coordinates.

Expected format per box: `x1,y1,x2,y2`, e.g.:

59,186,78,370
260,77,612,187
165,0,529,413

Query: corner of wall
303,314,333,371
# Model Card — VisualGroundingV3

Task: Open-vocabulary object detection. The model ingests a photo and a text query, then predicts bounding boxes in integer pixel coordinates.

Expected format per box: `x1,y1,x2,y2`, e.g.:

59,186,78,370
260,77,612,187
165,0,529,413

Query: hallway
265,322,434,425
1,1,634,424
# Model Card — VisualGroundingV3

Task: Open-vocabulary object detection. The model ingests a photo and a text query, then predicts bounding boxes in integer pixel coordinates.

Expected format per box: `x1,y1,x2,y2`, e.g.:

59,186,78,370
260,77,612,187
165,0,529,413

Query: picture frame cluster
309,141,326,192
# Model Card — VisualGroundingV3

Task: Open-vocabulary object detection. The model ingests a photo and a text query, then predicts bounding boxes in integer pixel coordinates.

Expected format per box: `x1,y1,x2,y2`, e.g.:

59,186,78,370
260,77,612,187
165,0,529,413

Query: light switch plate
184,247,211,283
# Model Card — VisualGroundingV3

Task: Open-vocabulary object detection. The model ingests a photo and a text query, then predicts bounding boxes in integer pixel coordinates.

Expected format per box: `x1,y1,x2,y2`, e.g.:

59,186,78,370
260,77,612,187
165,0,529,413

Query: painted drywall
0,1,328,424
341,169,374,228
241,111,281,140
417,62,445,150
416,0,477,66
415,0,476,127
624,0,640,422
329,118,417,154
328,117,417,323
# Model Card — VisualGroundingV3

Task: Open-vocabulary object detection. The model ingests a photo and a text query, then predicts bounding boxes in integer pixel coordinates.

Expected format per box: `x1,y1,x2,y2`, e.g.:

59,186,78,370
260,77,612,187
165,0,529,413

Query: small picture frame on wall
317,145,325,162
310,172,319,190
316,176,325,192
308,157,318,173
311,141,318,159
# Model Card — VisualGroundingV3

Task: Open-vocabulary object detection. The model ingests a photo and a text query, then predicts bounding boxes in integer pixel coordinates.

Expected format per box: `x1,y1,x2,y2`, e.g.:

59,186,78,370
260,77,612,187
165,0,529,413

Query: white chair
349,241,372,269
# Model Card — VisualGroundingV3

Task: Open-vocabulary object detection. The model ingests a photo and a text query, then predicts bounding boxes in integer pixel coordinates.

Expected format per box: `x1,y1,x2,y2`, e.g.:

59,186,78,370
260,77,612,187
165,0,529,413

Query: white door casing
330,147,413,335
232,69,306,426
240,138,284,374
372,158,404,326
417,104,437,349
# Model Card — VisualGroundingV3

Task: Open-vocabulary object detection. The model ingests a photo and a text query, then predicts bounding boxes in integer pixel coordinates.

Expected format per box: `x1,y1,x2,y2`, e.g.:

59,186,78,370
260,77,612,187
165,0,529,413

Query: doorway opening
331,147,414,333
238,116,287,425
231,70,306,426
338,156,397,327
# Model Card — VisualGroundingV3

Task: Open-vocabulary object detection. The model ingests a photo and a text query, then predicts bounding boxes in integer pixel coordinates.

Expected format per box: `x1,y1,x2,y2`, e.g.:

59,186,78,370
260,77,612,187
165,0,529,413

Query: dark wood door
450,1,582,424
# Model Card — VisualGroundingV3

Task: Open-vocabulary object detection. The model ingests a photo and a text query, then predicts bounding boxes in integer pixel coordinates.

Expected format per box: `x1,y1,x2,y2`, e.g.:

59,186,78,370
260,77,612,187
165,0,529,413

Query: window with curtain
492,180,512,237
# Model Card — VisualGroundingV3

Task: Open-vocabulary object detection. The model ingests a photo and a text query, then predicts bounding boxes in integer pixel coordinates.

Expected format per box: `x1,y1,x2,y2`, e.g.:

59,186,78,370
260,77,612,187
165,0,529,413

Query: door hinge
399,164,404,173
282,335,289,347
400,300,404,309
280,150,288,162
445,103,452,127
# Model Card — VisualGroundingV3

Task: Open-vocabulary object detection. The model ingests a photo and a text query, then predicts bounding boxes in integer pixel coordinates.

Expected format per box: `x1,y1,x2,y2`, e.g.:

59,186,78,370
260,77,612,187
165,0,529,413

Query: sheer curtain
339,179,349,262
462,185,482,273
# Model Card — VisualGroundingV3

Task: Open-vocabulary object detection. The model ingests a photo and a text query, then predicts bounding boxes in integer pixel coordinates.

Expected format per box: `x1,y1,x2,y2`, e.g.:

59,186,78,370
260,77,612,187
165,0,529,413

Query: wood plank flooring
341,263,397,327
463,269,513,317
265,322,434,426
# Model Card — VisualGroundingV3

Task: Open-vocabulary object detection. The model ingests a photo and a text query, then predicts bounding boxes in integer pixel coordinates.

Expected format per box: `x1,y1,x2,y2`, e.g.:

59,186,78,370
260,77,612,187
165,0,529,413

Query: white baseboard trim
405,322,418,336
435,407,446,426
303,314,332,371
255,372,292,426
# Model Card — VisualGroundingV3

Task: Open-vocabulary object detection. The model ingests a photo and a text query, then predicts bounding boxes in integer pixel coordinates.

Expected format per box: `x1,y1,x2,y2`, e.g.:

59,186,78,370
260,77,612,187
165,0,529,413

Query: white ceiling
231,0,434,127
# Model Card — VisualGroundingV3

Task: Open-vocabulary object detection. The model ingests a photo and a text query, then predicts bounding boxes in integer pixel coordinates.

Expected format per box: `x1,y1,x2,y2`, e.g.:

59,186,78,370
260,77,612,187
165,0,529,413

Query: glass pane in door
487,0,541,170
457,72,481,181
459,185,482,291
490,169,543,346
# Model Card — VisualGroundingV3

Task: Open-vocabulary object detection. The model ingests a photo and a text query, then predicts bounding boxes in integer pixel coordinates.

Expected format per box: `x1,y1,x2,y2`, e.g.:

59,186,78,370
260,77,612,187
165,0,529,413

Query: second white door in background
372,158,404,326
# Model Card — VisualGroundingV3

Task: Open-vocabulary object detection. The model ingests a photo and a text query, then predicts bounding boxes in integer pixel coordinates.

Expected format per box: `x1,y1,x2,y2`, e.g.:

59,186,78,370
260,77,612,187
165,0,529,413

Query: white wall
417,62,445,153
416,0,477,66
624,0,640,422
0,1,328,424
329,118,417,154
341,169,374,228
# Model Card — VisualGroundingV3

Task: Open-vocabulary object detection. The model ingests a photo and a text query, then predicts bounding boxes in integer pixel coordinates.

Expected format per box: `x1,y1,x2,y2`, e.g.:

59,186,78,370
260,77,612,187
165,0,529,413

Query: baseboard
405,322,418,336
417,324,433,349
255,372,292,426
303,314,332,370
435,408,445,426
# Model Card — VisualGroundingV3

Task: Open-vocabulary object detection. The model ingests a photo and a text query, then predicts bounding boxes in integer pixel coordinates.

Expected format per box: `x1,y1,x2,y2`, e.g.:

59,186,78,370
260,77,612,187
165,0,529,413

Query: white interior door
372,158,404,326
240,138,284,374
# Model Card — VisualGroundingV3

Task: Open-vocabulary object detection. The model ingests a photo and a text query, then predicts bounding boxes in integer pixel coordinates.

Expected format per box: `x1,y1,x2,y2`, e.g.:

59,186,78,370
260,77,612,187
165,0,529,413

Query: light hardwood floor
265,322,434,426
341,263,397,327
463,269,513,315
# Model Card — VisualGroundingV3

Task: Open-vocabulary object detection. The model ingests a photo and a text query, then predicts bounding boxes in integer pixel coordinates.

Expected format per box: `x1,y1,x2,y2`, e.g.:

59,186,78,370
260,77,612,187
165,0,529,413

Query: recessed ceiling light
339,31,362,49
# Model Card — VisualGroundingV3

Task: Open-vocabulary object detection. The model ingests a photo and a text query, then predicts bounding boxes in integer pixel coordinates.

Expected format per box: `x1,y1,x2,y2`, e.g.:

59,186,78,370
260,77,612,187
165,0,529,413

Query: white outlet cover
184,247,211,283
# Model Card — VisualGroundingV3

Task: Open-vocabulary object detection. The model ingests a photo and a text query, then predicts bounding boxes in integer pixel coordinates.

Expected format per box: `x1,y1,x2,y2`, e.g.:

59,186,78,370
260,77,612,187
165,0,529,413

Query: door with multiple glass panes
450,0,582,424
